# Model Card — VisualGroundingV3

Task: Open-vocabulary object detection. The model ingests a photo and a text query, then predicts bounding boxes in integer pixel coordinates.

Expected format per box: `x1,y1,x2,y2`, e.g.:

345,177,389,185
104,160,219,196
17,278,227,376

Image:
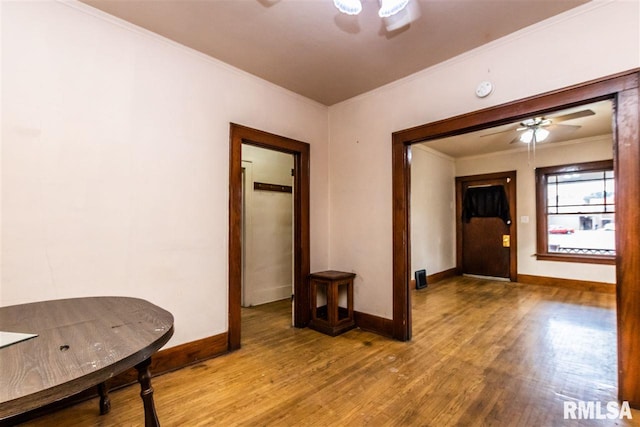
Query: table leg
97,382,111,415
135,357,160,427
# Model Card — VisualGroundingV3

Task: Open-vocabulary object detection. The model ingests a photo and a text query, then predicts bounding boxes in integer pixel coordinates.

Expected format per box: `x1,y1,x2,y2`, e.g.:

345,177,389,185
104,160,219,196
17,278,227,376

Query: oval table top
0,296,174,421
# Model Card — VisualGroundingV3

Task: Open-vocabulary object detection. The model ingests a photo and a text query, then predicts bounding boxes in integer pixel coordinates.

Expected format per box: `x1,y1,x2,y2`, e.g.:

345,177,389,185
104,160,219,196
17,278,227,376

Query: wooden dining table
0,297,174,426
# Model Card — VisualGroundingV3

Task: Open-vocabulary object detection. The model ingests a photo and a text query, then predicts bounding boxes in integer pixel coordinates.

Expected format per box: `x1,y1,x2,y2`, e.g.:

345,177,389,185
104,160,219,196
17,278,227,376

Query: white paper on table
0,331,38,349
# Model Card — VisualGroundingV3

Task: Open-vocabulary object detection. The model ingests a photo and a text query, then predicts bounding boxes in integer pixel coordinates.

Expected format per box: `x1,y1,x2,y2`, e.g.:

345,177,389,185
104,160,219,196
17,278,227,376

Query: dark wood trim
455,171,517,281
391,69,640,406
354,311,394,338
391,138,411,341
535,159,614,176
427,268,457,284
517,274,615,294
115,334,229,384
10,334,228,425
254,182,292,193
229,123,311,351
394,70,638,145
101,334,228,393
535,160,615,264
229,126,243,351
534,253,615,265
615,80,640,407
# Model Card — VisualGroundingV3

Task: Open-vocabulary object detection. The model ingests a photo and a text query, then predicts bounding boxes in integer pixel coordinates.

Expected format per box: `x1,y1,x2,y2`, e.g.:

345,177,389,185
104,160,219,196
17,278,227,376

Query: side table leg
97,382,111,415
135,357,160,427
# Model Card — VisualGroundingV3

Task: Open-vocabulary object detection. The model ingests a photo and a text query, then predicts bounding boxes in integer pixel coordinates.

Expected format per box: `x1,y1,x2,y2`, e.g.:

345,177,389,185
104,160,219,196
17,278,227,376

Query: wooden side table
309,270,356,336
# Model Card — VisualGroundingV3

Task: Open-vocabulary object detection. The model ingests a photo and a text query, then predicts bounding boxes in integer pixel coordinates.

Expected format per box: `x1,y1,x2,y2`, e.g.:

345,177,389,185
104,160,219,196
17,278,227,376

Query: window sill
536,253,615,265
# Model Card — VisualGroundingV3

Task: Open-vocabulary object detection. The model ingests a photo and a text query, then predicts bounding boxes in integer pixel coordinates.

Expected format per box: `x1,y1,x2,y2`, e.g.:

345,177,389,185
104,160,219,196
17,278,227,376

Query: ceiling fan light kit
378,0,410,18
334,0,410,18
333,0,362,15
478,107,595,165
518,118,551,144
520,127,550,144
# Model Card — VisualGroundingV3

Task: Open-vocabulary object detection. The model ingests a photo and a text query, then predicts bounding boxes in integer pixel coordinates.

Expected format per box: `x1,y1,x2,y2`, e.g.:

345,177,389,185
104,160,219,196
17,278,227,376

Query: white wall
2,0,637,338
456,136,615,283
328,0,639,319
0,1,330,347
241,145,293,306
410,145,456,279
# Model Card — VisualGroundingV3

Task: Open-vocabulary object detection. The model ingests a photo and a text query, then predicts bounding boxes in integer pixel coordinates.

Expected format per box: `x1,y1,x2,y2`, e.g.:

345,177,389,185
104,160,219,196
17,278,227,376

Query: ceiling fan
482,108,596,145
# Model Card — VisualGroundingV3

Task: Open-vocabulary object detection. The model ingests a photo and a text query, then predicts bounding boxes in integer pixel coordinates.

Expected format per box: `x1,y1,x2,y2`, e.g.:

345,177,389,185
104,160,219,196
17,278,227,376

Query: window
535,160,615,264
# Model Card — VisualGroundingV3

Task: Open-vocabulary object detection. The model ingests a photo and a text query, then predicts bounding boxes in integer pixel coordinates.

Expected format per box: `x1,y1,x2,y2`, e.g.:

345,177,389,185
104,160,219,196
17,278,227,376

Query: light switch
521,216,529,224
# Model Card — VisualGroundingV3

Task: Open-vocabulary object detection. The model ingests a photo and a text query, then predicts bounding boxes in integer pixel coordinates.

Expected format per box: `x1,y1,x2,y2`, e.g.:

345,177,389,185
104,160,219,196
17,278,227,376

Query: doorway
229,123,310,351
241,147,294,309
456,171,517,281
391,70,640,405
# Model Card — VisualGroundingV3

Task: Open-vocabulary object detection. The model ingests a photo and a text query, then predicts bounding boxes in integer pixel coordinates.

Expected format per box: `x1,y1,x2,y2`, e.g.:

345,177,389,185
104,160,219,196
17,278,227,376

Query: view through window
536,160,615,263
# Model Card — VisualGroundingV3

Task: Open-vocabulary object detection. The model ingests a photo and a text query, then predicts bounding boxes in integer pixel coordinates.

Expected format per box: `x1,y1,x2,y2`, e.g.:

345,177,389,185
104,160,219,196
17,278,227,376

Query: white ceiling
80,0,589,106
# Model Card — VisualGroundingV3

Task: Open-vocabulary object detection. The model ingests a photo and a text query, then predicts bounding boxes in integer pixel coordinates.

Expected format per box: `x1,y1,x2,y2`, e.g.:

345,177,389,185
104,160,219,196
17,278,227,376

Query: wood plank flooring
19,277,640,426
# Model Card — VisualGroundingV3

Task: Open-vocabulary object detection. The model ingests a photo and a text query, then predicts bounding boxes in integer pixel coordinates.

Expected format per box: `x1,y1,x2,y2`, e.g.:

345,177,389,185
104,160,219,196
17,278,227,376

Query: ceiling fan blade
551,109,595,123
485,109,592,143
508,135,523,144
480,127,516,138
549,123,581,132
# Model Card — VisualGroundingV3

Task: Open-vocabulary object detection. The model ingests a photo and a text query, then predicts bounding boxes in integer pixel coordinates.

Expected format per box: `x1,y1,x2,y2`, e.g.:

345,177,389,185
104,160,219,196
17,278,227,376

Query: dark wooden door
456,172,517,280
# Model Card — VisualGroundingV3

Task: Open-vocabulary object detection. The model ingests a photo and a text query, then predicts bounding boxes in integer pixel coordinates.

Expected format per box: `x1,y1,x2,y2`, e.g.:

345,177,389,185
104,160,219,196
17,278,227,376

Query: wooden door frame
229,123,310,351
455,171,517,281
392,70,640,406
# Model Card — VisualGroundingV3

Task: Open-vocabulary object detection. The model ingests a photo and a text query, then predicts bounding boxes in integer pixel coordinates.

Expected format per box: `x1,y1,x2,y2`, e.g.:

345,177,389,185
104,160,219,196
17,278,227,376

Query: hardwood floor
20,277,640,426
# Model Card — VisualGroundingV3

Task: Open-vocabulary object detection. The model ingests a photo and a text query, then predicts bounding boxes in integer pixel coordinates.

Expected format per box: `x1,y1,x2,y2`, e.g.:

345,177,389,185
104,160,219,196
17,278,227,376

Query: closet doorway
241,146,294,309
229,124,310,350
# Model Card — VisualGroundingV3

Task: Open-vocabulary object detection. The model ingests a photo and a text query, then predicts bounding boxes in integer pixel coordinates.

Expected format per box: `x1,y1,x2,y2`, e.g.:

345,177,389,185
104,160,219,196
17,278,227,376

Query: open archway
391,70,640,405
